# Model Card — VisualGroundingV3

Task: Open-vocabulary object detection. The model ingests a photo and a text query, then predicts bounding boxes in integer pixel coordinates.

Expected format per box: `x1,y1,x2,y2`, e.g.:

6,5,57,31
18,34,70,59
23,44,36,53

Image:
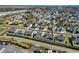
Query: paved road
0,45,31,53
0,36,79,53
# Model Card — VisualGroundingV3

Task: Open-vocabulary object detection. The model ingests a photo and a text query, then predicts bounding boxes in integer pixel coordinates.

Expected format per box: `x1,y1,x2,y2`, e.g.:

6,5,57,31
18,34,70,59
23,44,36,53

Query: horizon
0,5,79,8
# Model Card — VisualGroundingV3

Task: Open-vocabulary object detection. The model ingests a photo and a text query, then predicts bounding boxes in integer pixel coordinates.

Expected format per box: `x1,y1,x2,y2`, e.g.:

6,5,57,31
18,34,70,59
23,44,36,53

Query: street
0,36,79,53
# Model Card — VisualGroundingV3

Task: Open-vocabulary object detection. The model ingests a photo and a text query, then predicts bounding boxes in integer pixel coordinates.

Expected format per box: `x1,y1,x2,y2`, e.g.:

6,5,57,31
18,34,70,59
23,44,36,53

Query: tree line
0,8,25,12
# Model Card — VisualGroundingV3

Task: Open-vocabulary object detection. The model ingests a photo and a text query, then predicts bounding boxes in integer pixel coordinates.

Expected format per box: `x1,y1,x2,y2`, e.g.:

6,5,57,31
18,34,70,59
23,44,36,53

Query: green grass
0,30,8,36
0,38,9,42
